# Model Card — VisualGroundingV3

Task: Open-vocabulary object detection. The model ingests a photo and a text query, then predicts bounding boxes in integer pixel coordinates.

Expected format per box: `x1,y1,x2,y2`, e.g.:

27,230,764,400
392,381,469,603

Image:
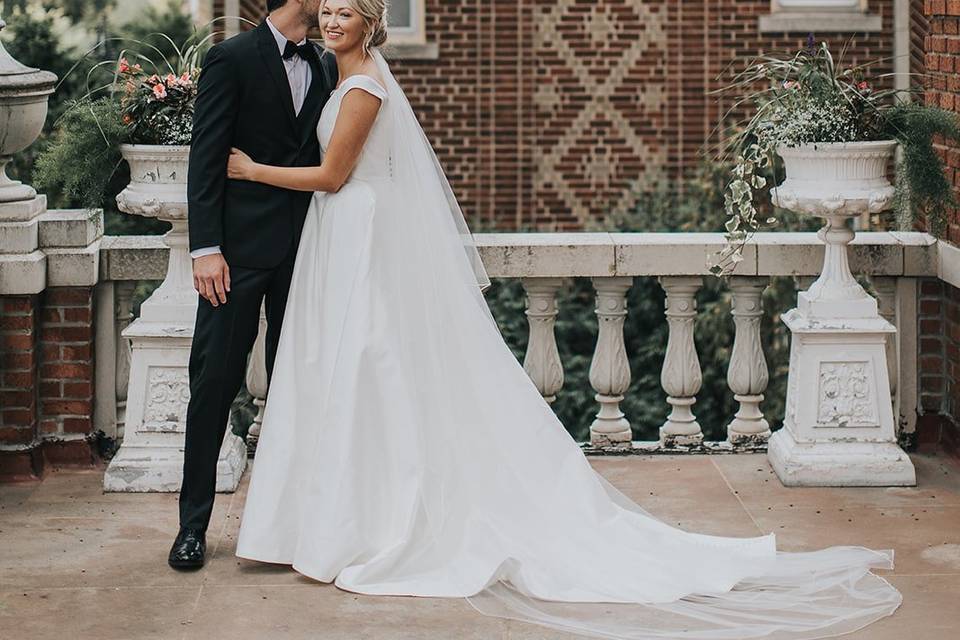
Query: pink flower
148,74,160,85
132,63,142,72
781,80,799,90
118,57,129,73
857,80,869,91
165,73,177,88
179,72,192,85
153,83,167,99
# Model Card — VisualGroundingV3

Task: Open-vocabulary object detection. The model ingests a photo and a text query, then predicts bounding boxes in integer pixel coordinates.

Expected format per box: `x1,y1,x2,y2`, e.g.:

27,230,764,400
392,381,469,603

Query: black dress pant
179,247,296,533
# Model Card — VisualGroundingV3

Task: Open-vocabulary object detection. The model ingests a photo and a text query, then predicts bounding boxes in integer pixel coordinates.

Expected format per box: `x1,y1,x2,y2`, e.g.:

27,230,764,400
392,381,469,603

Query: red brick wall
916,278,960,455
924,0,960,243
0,288,97,480
220,1,897,231
38,289,94,442
919,0,960,452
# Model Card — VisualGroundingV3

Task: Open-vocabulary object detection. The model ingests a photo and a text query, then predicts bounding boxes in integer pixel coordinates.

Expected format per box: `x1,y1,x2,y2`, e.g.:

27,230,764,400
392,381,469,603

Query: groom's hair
266,0,288,11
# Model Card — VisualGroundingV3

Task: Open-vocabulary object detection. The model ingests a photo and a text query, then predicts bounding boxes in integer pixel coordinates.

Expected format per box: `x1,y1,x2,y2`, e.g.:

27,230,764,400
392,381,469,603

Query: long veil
370,49,490,294
369,48,901,639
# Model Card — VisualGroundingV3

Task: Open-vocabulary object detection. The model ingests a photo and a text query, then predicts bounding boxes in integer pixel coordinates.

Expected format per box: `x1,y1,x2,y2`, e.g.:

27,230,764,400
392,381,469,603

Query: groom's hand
193,253,231,307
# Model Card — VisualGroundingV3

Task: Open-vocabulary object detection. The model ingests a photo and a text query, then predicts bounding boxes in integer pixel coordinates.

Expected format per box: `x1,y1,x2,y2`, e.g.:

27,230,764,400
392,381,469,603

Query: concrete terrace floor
2,452,960,640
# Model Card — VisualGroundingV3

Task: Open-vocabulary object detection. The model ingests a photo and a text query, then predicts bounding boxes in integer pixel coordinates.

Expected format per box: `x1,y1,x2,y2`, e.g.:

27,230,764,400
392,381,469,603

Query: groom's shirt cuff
190,246,221,259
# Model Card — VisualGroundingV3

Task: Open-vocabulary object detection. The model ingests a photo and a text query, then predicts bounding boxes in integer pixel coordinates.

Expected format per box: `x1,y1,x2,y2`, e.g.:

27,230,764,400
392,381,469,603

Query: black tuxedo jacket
187,20,339,269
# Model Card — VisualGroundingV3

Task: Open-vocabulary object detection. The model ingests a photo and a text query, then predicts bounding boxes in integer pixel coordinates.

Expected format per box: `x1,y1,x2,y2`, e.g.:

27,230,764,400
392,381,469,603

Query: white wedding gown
235,56,902,639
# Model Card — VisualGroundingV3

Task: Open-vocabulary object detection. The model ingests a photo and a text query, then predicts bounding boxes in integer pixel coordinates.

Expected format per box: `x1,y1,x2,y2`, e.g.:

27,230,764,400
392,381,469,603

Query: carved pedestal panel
103,319,246,492
767,310,915,487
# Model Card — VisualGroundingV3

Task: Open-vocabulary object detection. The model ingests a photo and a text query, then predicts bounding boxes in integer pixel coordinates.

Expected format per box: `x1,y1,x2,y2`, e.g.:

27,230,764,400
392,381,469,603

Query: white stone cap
0,249,45,295
39,209,103,248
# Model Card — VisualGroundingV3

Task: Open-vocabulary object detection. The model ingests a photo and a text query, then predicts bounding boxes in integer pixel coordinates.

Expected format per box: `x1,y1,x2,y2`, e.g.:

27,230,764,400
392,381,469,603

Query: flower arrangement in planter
34,31,211,210
116,55,199,145
708,34,960,275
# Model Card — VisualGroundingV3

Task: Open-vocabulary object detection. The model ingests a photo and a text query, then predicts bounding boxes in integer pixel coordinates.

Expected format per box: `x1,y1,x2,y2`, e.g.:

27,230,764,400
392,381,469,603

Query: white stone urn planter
104,144,247,492
114,144,195,322
0,19,56,203
767,140,915,487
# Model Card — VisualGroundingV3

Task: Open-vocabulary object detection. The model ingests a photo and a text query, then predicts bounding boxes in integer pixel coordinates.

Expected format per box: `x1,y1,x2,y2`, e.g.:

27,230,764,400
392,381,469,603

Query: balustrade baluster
521,278,565,404
873,276,898,401
726,277,771,445
658,276,703,447
588,277,633,449
114,281,135,440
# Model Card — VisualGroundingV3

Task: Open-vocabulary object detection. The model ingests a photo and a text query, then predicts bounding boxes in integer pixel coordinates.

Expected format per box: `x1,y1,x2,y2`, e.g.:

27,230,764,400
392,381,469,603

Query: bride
226,0,902,637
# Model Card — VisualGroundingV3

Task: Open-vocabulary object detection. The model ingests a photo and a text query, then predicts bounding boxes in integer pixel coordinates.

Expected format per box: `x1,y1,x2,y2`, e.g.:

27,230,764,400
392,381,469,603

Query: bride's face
319,0,366,53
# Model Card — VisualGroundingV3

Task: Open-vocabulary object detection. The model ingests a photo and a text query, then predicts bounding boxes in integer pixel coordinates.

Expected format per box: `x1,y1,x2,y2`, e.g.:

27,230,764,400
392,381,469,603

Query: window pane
388,0,412,28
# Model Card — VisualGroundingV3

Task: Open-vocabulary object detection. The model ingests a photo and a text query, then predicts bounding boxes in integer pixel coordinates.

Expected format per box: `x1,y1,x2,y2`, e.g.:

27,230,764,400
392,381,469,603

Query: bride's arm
226,89,382,193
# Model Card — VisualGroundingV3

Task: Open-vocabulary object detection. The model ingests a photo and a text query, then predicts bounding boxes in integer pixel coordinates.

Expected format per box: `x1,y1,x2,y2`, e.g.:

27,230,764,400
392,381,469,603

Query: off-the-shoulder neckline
334,74,387,94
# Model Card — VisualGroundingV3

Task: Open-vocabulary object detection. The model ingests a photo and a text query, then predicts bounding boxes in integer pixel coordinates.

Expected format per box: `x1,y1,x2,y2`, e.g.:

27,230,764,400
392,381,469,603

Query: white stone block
45,240,101,287
0,195,44,223
39,209,103,248
938,239,960,291
891,232,938,278
614,233,758,276
99,235,168,281
768,429,916,487
476,233,616,278
755,233,824,276
0,249,45,295
0,218,38,254
848,232,903,276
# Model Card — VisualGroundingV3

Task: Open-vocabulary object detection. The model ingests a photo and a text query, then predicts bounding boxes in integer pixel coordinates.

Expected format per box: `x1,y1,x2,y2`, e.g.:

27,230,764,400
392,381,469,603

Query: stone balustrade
85,230,939,457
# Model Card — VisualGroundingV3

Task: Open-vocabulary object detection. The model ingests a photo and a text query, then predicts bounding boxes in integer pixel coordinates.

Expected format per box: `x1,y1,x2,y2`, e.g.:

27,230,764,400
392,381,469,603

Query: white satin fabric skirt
235,178,901,639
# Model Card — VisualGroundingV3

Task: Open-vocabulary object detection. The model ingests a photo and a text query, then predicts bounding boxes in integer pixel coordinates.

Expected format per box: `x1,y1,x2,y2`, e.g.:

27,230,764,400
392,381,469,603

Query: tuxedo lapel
255,21,298,133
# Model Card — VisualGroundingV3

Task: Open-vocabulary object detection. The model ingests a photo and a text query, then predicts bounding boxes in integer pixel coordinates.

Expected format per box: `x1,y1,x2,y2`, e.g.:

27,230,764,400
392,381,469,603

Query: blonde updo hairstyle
321,0,388,59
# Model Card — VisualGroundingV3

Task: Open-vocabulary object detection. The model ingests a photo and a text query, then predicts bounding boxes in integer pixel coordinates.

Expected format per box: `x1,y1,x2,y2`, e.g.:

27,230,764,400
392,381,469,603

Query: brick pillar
0,295,41,479
38,287,96,466
0,287,98,479
1,204,103,480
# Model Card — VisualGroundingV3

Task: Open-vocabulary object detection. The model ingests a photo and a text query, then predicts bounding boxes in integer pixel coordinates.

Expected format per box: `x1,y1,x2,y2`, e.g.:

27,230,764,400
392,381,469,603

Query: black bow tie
282,40,315,62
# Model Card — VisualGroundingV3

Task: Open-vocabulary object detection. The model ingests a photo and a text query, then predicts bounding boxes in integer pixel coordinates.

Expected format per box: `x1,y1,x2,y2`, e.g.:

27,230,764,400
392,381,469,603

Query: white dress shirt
191,16,315,260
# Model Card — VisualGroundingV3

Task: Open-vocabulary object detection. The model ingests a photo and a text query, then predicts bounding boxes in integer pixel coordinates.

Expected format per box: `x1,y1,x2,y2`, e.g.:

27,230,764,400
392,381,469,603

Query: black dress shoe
168,527,206,570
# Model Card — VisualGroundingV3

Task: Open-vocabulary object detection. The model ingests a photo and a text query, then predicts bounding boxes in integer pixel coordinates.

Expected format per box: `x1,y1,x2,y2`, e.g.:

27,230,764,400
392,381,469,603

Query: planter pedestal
767,141,915,487
104,145,246,492
768,311,914,486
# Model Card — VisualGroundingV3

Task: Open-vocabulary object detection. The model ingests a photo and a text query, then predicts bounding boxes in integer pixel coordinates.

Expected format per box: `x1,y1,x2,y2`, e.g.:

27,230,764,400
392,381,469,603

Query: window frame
759,0,880,33
385,0,426,45
772,0,866,11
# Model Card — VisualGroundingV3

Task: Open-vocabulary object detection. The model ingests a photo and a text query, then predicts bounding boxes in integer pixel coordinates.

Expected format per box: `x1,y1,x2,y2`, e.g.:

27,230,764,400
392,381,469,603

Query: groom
169,0,338,569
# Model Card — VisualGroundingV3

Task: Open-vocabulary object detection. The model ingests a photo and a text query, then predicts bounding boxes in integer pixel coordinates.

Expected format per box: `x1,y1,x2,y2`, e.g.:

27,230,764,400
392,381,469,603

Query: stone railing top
474,231,938,278
97,231,941,282
99,234,168,282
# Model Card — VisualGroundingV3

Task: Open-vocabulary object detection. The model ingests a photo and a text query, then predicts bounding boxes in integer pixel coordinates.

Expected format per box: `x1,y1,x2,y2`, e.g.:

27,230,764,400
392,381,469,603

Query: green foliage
33,97,127,210
885,102,960,237
485,161,819,441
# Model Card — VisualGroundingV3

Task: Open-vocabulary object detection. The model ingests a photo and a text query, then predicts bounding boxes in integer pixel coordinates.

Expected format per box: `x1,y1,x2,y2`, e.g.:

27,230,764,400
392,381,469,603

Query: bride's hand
227,147,258,181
